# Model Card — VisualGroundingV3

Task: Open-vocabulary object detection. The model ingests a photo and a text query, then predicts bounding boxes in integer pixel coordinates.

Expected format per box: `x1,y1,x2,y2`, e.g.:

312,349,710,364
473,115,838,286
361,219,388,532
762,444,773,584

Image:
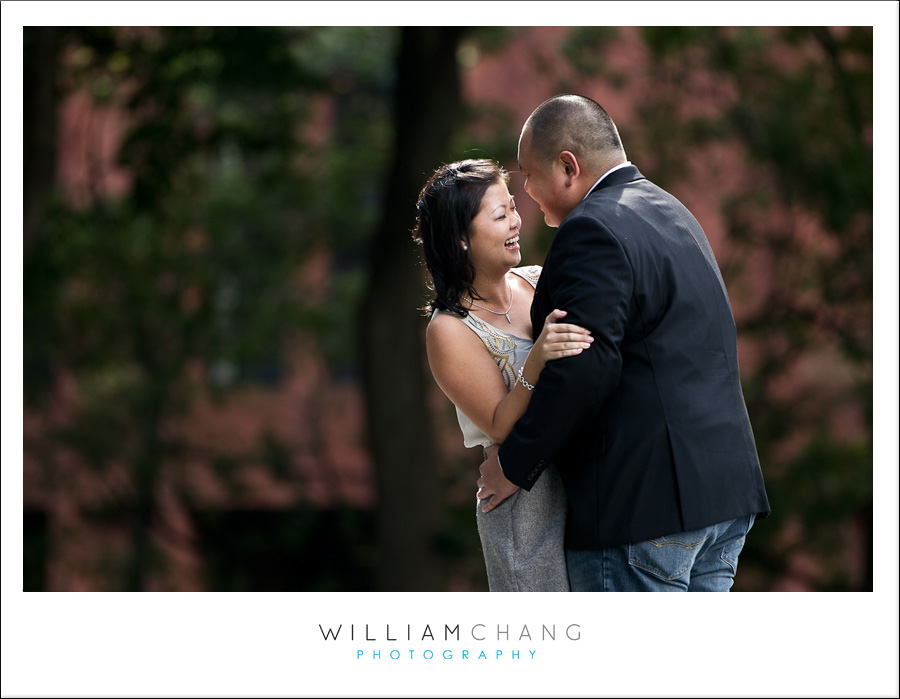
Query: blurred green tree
361,27,468,591
24,26,354,589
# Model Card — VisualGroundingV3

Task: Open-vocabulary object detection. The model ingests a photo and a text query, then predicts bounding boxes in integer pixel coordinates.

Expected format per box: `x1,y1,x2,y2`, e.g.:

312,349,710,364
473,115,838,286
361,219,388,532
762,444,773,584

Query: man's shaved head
519,94,626,175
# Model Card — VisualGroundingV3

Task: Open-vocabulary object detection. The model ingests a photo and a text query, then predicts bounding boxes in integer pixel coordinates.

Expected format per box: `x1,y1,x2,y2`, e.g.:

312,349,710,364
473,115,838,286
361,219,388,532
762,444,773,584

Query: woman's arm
426,310,592,445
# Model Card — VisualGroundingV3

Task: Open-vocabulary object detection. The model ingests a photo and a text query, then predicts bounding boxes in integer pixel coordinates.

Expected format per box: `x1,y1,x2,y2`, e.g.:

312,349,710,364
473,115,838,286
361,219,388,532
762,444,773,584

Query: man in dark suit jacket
477,95,770,591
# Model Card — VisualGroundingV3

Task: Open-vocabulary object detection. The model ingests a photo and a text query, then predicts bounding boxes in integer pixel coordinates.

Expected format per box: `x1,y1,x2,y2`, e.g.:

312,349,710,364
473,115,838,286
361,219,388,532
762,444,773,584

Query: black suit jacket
498,165,770,550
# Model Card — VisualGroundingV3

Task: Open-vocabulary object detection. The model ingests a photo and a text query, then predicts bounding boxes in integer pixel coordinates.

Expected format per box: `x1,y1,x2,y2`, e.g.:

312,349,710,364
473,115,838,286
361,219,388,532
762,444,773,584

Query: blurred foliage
561,27,622,79
24,26,404,589
631,27,872,590
29,28,315,395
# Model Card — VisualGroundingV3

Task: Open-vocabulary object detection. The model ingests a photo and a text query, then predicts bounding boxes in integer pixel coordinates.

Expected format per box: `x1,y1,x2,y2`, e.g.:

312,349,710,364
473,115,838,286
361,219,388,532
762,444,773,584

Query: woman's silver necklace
465,280,514,324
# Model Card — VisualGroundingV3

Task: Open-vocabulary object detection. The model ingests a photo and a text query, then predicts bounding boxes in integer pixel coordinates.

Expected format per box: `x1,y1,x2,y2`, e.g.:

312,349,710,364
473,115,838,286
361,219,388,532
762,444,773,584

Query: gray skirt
475,461,570,591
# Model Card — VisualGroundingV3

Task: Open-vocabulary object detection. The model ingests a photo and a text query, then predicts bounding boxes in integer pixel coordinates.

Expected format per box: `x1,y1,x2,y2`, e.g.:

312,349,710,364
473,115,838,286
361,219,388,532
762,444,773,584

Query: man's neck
582,160,632,200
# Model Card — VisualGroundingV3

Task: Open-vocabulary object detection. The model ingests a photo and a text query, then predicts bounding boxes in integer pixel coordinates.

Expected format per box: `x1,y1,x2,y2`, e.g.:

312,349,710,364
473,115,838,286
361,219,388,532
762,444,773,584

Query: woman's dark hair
413,159,509,316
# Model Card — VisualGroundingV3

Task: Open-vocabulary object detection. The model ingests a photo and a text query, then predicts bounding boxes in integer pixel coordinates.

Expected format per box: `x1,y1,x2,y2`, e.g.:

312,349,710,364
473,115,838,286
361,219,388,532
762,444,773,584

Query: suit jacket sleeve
498,213,633,489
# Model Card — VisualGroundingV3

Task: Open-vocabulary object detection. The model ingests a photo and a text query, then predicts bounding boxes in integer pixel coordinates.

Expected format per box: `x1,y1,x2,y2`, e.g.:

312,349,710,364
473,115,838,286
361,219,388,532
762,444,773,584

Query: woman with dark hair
413,159,593,591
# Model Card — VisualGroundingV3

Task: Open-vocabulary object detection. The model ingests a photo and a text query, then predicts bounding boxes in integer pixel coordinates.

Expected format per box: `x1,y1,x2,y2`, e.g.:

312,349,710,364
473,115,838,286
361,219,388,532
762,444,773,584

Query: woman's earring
462,243,468,251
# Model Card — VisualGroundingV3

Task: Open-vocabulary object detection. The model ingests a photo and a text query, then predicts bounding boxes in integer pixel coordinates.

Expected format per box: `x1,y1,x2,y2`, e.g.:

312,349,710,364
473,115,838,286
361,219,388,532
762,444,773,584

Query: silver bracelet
517,366,535,391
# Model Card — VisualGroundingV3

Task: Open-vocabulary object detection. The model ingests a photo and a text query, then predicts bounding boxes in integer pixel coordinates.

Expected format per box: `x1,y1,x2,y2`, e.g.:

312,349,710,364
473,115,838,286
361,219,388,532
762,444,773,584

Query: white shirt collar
583,161,633,200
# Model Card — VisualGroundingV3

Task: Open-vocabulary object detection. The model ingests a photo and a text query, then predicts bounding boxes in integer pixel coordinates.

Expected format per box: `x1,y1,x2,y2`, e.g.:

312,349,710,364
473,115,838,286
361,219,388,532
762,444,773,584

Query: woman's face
467,181,522,274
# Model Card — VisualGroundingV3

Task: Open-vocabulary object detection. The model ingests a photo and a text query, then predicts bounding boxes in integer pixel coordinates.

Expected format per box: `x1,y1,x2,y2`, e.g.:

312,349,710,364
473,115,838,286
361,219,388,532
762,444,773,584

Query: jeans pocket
719,515,754,574
628,529,709,582
719,537,743,575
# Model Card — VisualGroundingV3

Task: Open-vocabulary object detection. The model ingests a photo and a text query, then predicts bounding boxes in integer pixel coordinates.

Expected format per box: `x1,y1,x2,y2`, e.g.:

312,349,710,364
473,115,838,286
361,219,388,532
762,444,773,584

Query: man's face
517,128,569,228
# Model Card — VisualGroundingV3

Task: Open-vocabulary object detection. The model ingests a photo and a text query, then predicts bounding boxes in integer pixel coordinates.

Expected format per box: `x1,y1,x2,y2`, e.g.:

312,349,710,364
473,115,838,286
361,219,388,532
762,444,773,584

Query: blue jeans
566,514,756,591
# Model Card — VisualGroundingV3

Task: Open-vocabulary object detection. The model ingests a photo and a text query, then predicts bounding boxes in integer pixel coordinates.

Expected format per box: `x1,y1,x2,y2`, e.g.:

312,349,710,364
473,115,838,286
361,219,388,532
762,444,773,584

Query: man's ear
558,150,581,187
